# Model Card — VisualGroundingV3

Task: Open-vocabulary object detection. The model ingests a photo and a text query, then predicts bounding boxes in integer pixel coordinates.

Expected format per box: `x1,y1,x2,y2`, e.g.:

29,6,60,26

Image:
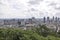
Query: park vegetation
0,25,60,40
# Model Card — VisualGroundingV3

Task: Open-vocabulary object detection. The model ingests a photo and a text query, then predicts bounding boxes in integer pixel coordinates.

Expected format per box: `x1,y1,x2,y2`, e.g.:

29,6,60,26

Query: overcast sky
0,0,60,18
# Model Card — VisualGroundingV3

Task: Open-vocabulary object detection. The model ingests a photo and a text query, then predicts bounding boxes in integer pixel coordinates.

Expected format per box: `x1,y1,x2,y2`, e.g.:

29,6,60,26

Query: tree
35,25,50,37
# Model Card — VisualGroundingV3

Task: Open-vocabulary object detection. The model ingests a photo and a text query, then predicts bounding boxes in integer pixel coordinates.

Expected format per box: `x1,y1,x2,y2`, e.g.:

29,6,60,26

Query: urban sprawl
0,17,60,31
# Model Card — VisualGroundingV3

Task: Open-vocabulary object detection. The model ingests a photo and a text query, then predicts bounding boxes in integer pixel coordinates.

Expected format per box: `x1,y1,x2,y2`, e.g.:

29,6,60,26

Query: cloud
0,0,60,18
55,12,60,17
0,0,28,18
30,8,38,11
48,2,57,6
28,0,43,5
54,4,60,10
55,7,60,10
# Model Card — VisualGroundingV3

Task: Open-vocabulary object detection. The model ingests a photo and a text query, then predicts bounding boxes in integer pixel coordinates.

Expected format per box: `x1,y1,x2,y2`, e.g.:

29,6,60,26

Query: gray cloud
54,4,60,10
55,7,60,10
0,2,3,5
55,12,60,17
47,1,60,10
28,0,43,5
0,1,5,5
48,2,57,6
30,8,38,11
11,4,21,10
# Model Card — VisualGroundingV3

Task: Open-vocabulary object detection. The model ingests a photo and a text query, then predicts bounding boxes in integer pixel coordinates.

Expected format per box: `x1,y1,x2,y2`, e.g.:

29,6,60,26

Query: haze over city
0,0,60,18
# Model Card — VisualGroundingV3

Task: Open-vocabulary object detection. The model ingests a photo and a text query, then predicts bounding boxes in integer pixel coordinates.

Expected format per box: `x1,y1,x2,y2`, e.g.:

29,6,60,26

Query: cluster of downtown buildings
0,17,60,31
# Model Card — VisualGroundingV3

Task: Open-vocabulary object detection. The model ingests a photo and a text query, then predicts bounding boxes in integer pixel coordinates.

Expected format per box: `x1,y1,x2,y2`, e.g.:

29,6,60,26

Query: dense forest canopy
0,25,60,40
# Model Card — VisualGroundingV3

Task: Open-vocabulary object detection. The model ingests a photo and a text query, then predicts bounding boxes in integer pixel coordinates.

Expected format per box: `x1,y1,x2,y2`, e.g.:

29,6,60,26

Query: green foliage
0,25,59,40
35,25,50,37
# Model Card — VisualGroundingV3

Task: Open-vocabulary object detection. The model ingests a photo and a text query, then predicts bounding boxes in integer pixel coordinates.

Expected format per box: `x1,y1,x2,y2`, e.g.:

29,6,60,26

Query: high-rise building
52,16,54,21
55,17,58,23
47,17,50,23
43,17,46,23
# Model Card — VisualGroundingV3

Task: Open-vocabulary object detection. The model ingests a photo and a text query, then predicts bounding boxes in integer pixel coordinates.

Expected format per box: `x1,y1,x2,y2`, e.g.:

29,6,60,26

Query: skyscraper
55,17,58,23
43,17,46,23
53,16,54,21
47,17,50,23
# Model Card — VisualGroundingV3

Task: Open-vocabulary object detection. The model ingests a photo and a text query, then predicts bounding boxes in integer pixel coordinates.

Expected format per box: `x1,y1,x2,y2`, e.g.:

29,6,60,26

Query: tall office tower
32,17,35,22
47,17,50,23
57,17,60,23
55,17,58,23
43,17,46,23
28,18,32,24
31,17,36,23
51,16,55,23
53,16,54,21
58,18,60,23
